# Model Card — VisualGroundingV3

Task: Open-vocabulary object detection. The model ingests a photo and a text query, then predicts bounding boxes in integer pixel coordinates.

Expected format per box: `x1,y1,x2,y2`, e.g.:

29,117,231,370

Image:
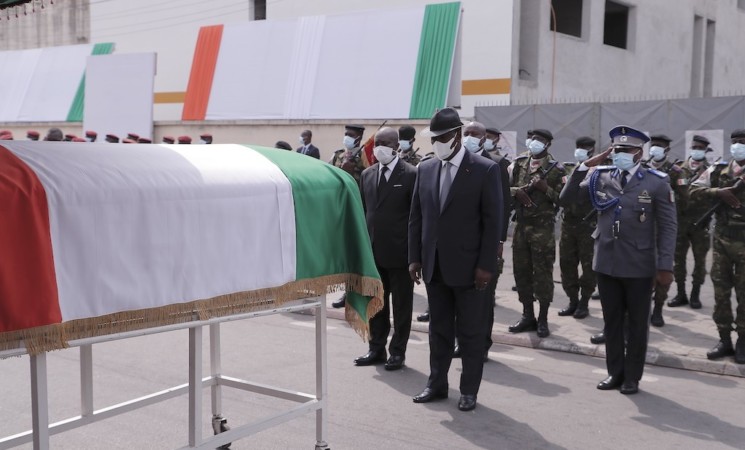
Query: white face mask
343,135,356,150
299,136,305,145
649,146,666,162
433,135,458,161
525,138,532,148
528,139,546,156
399,140,412,152
574,148,589,162
462,135,482,153
690,149,706,161
731,143,745,161
484,139,496,151
373,145,395,165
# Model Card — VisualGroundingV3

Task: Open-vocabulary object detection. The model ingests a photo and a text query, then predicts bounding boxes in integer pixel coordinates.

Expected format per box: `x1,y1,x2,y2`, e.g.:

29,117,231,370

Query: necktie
440,162,452,211
621,171,628,188
378,166,388,192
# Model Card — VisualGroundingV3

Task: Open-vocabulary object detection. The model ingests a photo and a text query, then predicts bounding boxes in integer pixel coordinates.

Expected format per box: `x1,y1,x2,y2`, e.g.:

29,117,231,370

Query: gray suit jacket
559,165,677,278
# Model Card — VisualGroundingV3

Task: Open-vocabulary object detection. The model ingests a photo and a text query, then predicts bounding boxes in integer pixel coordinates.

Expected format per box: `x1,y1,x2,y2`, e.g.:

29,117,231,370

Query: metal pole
189,326,203,447
80,344,94,416
315,295,329,449
30,353,50,450
210,323,222,416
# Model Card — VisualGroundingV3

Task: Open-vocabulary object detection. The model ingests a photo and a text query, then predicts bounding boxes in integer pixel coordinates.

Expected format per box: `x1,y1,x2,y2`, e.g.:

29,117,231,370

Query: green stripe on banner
66,43,115,122
409,2,461,119
250,146,381,322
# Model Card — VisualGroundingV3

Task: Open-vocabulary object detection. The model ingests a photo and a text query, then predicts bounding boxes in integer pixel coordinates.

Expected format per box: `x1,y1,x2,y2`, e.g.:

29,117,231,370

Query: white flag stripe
5,142,297,321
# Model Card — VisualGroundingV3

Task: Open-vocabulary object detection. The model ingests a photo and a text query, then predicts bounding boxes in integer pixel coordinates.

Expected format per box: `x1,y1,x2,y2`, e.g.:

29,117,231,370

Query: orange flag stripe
182,25,224,121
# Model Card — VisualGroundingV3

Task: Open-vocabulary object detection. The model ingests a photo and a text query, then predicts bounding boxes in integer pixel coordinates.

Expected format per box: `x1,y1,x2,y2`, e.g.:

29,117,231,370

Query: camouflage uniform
509,152,565,331
690,161,745,341
559,162,597,310
330,147,366,183
669,158,712,307
399,148,422,166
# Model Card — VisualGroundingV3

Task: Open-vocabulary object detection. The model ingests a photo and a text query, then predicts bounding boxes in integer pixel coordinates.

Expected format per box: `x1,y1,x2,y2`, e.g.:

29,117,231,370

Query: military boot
573,296,590,319
706,332,735,360
736,333,745,364
558,297,578,316
667,282,688,307
650,302,665,327
688,284,702,309
509,301,537,333
536,303,550,338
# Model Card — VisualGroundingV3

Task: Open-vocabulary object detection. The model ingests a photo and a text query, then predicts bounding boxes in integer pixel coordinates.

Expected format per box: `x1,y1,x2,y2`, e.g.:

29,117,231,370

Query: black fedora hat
421,108,463,138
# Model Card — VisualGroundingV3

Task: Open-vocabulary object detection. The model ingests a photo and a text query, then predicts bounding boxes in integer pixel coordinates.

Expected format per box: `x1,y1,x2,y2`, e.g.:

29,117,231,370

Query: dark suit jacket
409,149,503,286
478,150,512,242
360,160,417,268
296,144,320,159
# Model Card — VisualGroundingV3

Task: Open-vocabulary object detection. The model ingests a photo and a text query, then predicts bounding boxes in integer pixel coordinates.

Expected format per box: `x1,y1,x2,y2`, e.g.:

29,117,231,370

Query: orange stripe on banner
182,25,224,120
461,78,511,95
155,91,187,104
0,146,61,333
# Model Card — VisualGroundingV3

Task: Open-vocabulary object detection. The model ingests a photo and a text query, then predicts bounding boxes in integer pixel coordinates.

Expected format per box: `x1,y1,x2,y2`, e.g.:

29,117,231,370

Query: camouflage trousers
674,218,711,286
513,221,555,305
711,231,745,333
559,220,596,301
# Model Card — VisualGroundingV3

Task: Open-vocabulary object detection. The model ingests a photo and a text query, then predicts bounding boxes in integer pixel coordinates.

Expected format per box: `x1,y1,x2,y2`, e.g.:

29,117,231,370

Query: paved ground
326,242,745,379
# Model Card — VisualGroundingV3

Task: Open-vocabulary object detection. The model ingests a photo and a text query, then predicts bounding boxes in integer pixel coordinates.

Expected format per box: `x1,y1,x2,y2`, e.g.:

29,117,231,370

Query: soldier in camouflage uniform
667,135,714,310
690,129,745,364
508,129,565,338
643,134,683,327
558,137,598,319
398,125,422,166
330,124,367,184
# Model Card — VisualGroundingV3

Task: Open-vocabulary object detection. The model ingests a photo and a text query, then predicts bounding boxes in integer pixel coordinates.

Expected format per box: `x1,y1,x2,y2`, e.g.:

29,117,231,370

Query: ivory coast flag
0,142,382,354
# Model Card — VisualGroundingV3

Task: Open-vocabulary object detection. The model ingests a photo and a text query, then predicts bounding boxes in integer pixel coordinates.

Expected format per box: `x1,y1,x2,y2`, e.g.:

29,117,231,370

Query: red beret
85,130,97,138
126,133,140,140
137,137,152,144
72,137,86,142
178,136,192,144
123,138,137,144
200,133,212,139
27,130,40,138
162,136,175,144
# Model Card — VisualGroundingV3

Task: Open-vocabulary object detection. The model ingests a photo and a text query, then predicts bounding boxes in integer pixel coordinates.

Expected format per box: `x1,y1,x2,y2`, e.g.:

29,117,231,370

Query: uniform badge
637,190,652,204
677,179,689,185
669,190,675,203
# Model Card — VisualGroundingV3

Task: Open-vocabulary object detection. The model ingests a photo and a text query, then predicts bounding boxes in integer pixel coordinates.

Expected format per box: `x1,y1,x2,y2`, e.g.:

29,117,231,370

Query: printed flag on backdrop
0,142,382,354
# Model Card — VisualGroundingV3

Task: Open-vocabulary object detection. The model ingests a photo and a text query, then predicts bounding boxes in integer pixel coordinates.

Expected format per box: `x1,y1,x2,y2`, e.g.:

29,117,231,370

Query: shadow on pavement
481,360,571,397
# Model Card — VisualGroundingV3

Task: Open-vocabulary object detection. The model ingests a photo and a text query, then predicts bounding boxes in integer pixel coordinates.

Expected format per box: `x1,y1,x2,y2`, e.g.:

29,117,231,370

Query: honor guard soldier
178,135,192,144
127,132,140,142
162,136,175,144
105,134,119,143
561,125,677,394
667,135,714,310
398,125,421,166
330,124,367,184
557,137,599,319
690,129,745,364
64,133,77,142
27,130,40,141
508,129,565,338
0,130,12,140
484,127,502,157
200,133,213,144
138,137,152,144
85,130,97,142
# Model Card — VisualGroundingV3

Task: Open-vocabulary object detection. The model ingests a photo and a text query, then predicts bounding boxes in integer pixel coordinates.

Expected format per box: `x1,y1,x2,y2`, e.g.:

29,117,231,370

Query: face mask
462,136,481,153
299,136,305,145
373,145,395,165
528,139,546,156
433,135,457,161
730,143,745,161
525,138,532,148
574,148,589,162
649,146,666,162
343,135,356,150
399,140,411,152
484,139,496,151
612,150,638,171
690,149,706,161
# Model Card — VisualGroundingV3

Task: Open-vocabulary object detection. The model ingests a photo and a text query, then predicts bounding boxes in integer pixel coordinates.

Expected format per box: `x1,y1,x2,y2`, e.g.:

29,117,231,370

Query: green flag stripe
409,2,461,119
66,42,115,122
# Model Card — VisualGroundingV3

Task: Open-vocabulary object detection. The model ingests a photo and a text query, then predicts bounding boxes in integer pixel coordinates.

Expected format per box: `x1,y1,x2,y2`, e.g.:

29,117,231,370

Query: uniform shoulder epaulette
564,161,577,166
596,165,615,171
554,161,565,172
715,160,728,167
515,154,529,161
648,168,669,178
420,152,435,162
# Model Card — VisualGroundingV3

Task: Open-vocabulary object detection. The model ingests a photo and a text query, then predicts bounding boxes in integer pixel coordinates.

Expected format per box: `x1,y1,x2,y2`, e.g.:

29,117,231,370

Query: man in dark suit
297,129,320,159
409,108,503,411
560,125,677,395
354,127,417,371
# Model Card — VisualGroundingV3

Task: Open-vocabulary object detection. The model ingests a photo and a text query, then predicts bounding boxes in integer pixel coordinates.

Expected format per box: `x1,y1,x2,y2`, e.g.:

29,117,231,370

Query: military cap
200,133,212,139
421,108,463,137
532,129,554,141
486,127,501,136
105,134,119,143
64,134,77,141
71,137,86,142
398,125,416,140
576,136,596,147
691,134,712,149
650,134,672,144
0,131,12,140
731,129,745,139
126,133,140,141
610,125,650,148
122,138,137,144
162,136,175,144
138,137,152,144
345,124,365,133
178,135,192,144
27,130,40,140
85,130,97,138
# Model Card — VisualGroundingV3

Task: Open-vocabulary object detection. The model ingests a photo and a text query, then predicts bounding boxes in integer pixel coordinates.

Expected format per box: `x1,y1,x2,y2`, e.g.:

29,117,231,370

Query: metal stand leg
189,326,203,447
80,345,93,417
210,323,231,449
30,353,50,450
315,295,329,450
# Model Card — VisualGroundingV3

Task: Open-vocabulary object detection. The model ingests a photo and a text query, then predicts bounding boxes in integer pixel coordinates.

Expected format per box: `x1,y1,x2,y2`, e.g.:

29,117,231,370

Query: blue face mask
343,135,356,150
649,146,666,162
574,148,589,162
399,140,412,151
462,136,482,153
528,140,546,156
690,149,707,161
612,150,638,171
484,139,496,151
730,143,745,161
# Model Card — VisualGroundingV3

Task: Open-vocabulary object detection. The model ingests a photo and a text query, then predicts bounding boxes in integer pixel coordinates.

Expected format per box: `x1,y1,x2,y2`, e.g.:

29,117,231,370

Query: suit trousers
369,265,414,356
426,258,490,395
596,272,654,382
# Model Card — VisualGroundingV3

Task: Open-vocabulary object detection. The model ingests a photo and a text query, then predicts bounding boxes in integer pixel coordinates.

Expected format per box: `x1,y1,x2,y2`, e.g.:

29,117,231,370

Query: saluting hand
474,268,493,291
655,270,674,289
409,262,422,285
584,147,613,168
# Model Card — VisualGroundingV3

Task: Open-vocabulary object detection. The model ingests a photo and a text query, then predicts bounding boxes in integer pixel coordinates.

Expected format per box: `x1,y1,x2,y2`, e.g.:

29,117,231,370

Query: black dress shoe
384,355,405,371
453,344,461,358
667,293,688,307
354,350,386,366
511,285,518,291
412,387,448,403
332,294,346,309
457,394,477,411
508,316,537,333
590,332,606,345
573,307,589,319
620,380,639,395
597,375,624,390
536,320,550,338
557,303,577,316
416,311,430,322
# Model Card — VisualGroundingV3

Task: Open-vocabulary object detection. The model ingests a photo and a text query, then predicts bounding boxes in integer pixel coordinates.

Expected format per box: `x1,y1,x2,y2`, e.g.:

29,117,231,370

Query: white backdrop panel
0,48,42,122
84,53,156,140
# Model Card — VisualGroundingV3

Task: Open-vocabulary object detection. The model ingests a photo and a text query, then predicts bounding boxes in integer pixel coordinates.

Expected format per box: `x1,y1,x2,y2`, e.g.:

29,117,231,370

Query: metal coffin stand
0,296,330,450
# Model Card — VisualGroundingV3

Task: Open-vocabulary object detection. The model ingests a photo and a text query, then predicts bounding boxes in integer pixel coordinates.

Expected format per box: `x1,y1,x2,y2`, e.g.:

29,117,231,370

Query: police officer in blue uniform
560,126,677,395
